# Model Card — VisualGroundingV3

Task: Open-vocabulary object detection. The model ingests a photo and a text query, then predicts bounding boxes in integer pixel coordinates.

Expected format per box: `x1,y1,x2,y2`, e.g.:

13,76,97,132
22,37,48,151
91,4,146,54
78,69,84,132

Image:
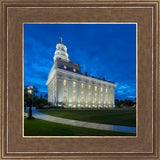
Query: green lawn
39,108,136,127
24,119,136,136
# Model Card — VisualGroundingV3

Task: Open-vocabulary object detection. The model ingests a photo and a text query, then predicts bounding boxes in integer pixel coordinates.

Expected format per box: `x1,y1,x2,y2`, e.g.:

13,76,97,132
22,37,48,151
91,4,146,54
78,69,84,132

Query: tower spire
60,37,62,44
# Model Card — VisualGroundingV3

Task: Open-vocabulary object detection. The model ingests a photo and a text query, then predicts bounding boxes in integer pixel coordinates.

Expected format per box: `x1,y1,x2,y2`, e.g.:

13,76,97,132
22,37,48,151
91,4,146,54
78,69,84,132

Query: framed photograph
0,0,160,159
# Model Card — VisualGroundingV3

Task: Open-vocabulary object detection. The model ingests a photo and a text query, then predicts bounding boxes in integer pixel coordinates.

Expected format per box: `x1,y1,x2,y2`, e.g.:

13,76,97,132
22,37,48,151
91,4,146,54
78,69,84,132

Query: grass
24,119,136,136
39,108,136,127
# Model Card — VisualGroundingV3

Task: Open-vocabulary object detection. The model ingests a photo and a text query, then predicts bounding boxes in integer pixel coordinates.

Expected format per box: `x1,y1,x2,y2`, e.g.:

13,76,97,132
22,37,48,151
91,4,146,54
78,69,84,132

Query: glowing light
63,80,67,86
73,82,76,87
81,83,84,89
73,96,76,102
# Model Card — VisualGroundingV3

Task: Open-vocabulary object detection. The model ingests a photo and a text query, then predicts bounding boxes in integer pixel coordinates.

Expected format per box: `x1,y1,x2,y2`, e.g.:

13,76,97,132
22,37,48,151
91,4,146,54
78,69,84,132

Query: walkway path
25,108,136,134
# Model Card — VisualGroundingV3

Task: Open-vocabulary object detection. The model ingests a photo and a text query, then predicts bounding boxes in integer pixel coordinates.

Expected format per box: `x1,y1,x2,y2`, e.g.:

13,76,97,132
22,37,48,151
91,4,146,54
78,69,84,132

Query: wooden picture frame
0,0,159,159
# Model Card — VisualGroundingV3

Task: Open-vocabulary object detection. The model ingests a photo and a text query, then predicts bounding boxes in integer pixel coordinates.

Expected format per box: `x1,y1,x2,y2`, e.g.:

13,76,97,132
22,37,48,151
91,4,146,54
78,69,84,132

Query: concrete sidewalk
25,108,136,134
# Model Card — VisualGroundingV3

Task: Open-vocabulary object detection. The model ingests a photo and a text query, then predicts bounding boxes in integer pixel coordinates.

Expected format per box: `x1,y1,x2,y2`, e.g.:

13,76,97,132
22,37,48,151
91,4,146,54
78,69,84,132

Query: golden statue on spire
60,37,62,44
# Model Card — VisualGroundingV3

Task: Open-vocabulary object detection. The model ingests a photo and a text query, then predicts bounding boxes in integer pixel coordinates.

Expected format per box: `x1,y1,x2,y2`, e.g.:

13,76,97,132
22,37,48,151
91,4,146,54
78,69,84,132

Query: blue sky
24,24,136,101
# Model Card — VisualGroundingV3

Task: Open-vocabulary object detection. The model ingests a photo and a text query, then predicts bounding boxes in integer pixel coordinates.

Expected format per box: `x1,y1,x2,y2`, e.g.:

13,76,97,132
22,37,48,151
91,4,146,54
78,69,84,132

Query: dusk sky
24,24,136,101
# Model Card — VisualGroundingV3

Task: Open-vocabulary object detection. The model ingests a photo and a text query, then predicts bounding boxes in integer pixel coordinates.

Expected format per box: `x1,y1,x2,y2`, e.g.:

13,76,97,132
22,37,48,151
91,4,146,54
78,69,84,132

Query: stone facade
46,41,117,108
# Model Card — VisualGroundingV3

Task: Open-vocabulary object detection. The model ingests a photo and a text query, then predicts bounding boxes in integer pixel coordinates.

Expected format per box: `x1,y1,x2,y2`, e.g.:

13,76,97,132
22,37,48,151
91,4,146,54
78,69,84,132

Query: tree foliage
24,86,50,109
115,99,136,108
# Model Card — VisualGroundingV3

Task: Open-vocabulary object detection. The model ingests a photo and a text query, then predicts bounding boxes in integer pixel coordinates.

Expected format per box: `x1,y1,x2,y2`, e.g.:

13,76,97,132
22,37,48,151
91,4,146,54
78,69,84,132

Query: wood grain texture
0,0,160,159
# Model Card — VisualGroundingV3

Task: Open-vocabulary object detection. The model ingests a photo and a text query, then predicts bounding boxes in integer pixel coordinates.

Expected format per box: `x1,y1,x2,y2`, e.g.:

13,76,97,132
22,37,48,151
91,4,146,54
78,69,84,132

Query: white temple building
46,39,117,108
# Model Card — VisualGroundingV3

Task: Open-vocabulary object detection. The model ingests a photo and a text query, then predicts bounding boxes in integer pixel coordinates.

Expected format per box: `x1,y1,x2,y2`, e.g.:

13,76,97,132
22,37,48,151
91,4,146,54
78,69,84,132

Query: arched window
100,88,103,92
81,83,84,89
63,96,67,102
81,97,84,102
63,80,67,86
95,86,97,91
73,82,76,87
73,96,76,102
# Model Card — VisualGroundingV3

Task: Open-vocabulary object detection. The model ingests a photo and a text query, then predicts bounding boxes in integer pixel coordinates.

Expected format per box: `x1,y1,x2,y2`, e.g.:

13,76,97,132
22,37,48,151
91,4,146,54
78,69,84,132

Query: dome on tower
53,38,69,62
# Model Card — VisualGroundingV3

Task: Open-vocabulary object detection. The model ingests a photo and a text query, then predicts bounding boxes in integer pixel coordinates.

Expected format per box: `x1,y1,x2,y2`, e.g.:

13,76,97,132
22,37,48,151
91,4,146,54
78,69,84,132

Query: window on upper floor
95,86,97,91
88,85,91,90
106,88,108,93
81,91,84,94
73,90,76,93
100,99,103,103
88,92,91,96
88,98,91,103
81,83,84,89
73,68,76,72
95,98,97,103
64,66,67,69
73,82,76,87
100,88,103,92
63,80,67,86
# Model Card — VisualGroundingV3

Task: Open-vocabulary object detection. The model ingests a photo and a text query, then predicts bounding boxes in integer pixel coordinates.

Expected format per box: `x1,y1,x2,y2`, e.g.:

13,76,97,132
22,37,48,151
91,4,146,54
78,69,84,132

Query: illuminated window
95,86,97,91
110,90,112,93
88,85,91,90
73,90,76,93
100,88,103,92
73,82,76,87
100,99,103,103
81,91,84,94
106,100,108,104
81,83,84,89
110,101,113,105
95,98,97,103
64,66,67,69
63,96,67,102
73,96,76,102
73,68,76,72
88,92,91,96
95,93,97,96
63,80,67,86
88,98,91,103
101,94,103,97
81,97,84,102
64,90,67,92
106,88,108,93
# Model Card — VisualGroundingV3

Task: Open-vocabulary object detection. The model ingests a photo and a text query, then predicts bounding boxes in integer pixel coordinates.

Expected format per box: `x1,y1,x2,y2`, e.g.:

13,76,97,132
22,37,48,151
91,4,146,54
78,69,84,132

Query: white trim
47,68,117,87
